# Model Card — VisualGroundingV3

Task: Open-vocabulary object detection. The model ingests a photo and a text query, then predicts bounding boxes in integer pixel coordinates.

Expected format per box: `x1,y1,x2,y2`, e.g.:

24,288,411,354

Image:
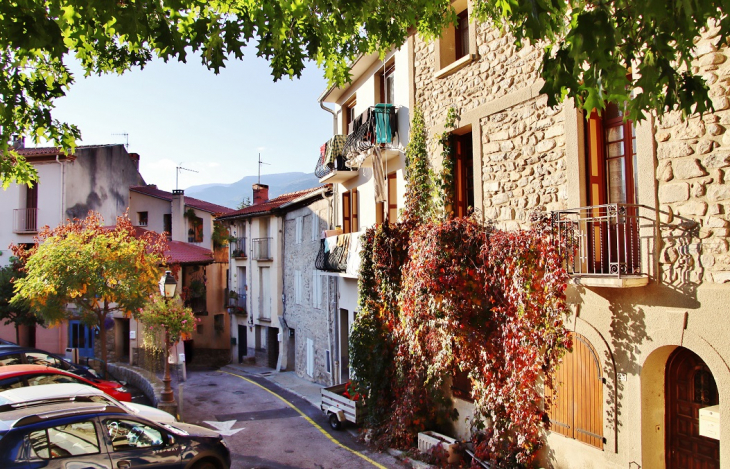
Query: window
26,373,81,387
452,369,473,400
0,353,22,366
436,0,473,78
188,213,203,243
104,419,163,450
345,96,357,134
295,270,302,305
25,352,62,368
307,338,314,377
548,332,603,449
342,188,359,233
312,271,321,308
455,10,470,60
453,131,474,218
163,214,172,237
137,211,148,226
0,376,24,391
387,173,398,222
295,216,303,244
325,350,331,374
30,421,100,459
379,59,396,104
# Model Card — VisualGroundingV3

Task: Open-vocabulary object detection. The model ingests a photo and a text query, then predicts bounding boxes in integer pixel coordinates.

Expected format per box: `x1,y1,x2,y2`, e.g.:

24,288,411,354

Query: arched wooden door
666,347,720,468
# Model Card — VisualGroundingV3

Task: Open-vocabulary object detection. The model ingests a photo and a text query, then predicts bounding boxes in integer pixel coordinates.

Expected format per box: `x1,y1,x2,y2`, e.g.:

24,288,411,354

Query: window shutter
307,338,314,377
295,271,302,304
312,271,321,308
295,216,303,244
342,192,351,233
311,212,319,241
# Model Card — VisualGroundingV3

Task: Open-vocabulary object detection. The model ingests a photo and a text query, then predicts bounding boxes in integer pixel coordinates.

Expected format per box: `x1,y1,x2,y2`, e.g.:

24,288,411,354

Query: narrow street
178,367,407,469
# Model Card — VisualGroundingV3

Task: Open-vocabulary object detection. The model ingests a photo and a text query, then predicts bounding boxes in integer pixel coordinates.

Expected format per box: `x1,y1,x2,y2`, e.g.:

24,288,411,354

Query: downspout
277,214,285,371
55,155,66,221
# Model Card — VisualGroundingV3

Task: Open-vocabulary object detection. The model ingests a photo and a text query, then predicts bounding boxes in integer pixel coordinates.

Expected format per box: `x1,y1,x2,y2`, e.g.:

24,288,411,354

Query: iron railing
252,237,272,260
315,152,354,179
315,232,360,273
231,237,247,258
14,208,38,233
551,204,655,277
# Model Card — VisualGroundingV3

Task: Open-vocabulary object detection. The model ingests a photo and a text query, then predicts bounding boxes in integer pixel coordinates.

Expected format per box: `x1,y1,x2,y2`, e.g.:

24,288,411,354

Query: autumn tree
0,258,41,344
2,0,726,185
12,212,168,366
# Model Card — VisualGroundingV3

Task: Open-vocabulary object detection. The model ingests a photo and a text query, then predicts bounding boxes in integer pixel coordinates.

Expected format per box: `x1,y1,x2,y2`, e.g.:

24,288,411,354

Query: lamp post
159,271,177,403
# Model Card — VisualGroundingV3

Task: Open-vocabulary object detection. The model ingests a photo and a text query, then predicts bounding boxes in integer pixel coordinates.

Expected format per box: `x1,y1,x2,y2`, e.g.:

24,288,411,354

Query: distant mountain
184,172,321,209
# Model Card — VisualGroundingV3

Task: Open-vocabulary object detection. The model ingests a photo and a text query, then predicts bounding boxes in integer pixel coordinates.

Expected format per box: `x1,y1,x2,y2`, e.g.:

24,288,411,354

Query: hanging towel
374,103,395,144
320,142,328,159
372,146,386,203
325,135,347,165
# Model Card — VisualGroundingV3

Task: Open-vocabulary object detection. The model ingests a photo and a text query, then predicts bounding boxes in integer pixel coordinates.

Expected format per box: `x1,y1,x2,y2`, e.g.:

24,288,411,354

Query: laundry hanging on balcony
373,103,396,144
324,135,347,165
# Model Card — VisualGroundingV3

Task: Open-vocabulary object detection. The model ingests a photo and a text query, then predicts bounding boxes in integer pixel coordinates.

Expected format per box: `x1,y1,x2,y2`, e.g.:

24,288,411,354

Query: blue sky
52,48,333,192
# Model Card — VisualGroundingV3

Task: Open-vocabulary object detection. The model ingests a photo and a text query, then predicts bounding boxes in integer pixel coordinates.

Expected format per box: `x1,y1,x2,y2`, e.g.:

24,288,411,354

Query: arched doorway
666,347,720,468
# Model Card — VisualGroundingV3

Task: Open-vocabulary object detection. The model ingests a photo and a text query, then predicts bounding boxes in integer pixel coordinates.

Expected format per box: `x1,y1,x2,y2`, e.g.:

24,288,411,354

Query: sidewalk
221,363,325,409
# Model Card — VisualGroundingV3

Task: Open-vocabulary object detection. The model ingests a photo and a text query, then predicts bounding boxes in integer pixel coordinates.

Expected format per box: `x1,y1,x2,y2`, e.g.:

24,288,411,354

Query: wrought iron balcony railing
551,204,655,280
231,237,247,258
14,208,38,233
315,232,361,276
252,237,272,260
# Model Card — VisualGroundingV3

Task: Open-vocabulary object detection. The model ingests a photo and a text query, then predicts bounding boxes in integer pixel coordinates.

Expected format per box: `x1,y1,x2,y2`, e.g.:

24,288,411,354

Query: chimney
171,189,186,242
128,152,140,170
11,135,25,149
252,184,269,205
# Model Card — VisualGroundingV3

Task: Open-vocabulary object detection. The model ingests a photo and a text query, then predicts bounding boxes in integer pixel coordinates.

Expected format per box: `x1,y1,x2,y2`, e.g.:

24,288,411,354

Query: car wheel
191,460,218,469
329,413,342,431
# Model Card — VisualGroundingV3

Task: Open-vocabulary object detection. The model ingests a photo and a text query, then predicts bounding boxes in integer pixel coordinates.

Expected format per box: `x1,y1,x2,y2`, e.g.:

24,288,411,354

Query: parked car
0,401,230,468
0,364,131,401
0,344,101,378
0,382,176,423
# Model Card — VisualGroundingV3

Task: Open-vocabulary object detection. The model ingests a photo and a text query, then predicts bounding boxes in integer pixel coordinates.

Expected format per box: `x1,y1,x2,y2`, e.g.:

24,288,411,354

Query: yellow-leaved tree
12,211,168,368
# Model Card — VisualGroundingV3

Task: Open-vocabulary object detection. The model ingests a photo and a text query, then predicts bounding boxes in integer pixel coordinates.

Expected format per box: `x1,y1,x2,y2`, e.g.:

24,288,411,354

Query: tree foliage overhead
2,0,726,185
11,211,168,364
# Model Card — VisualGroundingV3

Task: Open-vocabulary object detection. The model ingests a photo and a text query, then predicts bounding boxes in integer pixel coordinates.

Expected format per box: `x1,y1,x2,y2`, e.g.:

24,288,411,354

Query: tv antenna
176,164,199,190
112,133,129,149
258,153,270,184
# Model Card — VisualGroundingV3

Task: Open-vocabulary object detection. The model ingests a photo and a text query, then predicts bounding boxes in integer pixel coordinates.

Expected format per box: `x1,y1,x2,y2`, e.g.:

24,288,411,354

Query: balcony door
585,104,639,274
25,182,38,232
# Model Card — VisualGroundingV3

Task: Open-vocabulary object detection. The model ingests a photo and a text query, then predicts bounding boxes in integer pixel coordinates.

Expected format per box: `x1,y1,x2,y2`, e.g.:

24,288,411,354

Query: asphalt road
178,369,408,469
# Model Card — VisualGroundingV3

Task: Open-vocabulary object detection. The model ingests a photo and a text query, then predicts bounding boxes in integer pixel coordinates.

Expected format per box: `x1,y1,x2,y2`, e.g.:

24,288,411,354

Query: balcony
315,104,401,183
315,231,362,278
551,204,655,288
231,237,247,259
14,208,38,233
252,237,272,261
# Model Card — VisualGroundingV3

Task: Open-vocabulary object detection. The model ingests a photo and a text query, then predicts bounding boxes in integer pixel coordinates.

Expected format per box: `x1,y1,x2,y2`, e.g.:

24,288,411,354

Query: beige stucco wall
413,8,730,468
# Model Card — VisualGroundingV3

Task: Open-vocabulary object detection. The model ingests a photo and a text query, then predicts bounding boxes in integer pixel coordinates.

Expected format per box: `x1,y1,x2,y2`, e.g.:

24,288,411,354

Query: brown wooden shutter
387,173,398,221
342,191,351,233
351,188,359,232
548,332,603,449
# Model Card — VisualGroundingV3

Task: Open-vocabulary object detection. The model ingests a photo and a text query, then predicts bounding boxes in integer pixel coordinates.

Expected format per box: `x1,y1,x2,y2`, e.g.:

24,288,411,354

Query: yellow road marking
220,370,387,469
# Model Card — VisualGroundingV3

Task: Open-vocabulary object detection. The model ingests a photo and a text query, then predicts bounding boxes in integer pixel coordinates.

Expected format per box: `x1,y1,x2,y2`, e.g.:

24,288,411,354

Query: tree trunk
99,303,108,376
14,324,19,345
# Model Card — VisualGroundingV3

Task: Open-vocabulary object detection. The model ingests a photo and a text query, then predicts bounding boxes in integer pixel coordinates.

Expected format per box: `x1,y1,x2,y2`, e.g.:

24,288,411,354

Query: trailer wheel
329,413,343,431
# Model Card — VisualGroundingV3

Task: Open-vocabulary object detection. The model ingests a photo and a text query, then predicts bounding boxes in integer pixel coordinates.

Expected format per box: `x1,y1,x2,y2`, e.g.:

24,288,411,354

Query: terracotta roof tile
218,186,327,219
129,185,235,215
127,226,214,265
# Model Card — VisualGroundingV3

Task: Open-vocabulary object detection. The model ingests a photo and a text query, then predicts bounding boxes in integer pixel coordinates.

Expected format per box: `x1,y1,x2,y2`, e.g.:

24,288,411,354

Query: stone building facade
281,190,336,385
412,4,730,468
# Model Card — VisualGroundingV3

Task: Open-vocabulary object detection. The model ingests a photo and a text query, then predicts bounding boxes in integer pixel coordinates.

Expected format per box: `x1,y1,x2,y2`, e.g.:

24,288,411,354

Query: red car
0,364,132,401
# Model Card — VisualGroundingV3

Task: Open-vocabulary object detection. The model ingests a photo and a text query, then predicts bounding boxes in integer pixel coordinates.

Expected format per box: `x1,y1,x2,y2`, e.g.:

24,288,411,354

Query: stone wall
655,20,730,285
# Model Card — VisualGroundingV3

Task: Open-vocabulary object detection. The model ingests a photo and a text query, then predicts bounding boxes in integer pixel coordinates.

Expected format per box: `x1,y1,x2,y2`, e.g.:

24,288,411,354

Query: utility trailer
320,383,362,430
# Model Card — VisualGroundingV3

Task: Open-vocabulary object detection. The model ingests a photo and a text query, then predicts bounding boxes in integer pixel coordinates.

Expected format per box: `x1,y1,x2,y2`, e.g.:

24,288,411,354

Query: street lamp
159,271,176,403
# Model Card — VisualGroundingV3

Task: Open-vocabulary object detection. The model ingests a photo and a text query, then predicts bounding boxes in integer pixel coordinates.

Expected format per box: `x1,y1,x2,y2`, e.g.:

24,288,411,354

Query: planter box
418,431,460,463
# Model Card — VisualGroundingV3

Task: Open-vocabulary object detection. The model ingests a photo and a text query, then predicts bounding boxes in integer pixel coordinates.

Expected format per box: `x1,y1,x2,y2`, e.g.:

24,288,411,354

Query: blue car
0,401,230,468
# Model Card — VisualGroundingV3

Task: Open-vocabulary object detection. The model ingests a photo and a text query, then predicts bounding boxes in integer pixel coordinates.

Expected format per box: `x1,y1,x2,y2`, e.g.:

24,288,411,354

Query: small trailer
320,382,362,430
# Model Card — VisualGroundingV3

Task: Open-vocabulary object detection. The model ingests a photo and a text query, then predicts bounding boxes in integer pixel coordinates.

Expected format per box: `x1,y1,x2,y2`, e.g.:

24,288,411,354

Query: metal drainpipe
319,99,337,136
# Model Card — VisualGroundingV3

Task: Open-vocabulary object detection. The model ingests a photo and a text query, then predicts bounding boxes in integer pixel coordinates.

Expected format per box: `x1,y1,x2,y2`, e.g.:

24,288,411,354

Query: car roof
0,401,127,432
0,364,72,378
0,383,106,406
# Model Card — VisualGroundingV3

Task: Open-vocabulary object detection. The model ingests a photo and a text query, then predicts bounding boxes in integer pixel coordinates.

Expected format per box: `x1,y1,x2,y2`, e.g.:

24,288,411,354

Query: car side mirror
167,434,175,445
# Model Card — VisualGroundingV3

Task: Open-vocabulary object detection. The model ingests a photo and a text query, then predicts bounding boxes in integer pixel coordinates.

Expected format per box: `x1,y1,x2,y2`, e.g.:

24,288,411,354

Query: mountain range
184,172,321,209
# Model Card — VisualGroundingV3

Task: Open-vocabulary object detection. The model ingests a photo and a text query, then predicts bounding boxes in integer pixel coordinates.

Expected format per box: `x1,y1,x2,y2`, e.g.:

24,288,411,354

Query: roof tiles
130,185,235,215
217,185,327,219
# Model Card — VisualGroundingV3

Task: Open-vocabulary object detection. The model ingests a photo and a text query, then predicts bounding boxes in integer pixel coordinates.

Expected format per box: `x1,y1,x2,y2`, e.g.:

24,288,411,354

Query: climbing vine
437,107,459,217
350,106,571,467
403,106,433,223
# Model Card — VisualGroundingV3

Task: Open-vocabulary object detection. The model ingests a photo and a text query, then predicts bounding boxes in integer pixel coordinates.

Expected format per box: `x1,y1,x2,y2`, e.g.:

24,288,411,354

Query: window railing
231,237,247,258
551,204,655,278
252,237,272,260
14,208,38,233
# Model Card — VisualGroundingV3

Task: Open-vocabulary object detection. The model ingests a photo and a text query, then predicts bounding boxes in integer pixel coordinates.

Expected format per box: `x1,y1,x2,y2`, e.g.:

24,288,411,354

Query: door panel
666,348,720,469
102,418,180,469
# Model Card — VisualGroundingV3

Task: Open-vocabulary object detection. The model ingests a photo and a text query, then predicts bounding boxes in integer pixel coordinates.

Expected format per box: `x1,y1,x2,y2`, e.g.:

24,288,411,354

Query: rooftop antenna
112,133,129,149
258,153,270,184
176,163,199,190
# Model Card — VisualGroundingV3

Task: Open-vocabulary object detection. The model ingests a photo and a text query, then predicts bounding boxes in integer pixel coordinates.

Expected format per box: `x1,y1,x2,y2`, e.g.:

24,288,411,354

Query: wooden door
666,348,720,469
453,133,473,218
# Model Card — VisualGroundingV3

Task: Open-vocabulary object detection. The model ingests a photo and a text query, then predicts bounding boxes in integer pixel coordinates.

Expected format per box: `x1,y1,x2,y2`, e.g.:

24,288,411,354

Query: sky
50,47,333,192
